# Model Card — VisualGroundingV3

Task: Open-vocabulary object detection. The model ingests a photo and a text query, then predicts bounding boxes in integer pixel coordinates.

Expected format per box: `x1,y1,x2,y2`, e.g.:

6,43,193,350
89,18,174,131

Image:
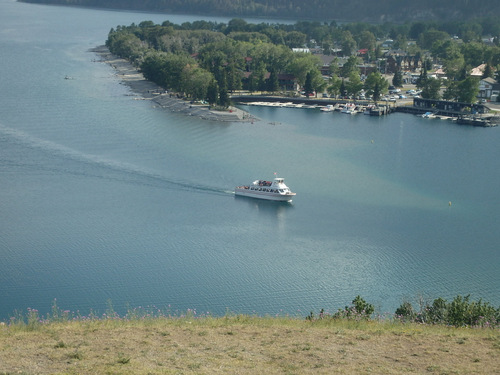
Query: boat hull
234,188,295,202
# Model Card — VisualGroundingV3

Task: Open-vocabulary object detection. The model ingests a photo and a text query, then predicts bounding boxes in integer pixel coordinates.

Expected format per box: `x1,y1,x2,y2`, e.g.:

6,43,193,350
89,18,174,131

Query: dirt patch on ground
1,318,498,374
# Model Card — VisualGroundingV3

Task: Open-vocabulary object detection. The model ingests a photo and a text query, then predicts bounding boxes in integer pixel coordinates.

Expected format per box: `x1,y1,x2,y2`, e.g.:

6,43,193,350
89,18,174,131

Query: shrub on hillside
395,295,499,327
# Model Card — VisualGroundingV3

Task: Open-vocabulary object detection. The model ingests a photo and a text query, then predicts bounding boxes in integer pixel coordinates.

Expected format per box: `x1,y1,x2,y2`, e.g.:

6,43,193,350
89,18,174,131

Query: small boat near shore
341,103,358,114
421,111,436,118
235,177,296,202
320,104,335,112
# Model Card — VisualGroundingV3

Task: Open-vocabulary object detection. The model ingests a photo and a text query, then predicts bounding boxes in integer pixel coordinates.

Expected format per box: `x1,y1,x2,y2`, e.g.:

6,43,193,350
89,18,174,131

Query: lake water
0,0,498,320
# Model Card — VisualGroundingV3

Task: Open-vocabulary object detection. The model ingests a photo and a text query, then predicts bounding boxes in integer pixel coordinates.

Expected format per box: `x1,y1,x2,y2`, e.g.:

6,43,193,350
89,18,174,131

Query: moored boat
235,177,296,202
320,104,335,112
341,103,357,114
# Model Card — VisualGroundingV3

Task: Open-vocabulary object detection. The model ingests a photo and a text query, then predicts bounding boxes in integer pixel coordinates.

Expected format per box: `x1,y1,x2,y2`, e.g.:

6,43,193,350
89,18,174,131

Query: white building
478,77,499,102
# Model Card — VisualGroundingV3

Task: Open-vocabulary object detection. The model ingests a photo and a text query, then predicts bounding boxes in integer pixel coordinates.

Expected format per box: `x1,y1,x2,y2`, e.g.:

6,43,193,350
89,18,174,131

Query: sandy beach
90,46,255,122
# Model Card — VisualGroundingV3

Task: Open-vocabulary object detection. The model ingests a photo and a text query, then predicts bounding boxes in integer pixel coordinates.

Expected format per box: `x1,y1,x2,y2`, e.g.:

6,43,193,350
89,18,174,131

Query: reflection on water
234,195,294,233
235,195,294,214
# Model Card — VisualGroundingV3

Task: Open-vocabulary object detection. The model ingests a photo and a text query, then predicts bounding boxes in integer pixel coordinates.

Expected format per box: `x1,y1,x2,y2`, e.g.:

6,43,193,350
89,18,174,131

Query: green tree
218,74,230,108
393,34,408,50
442,44,465,80
225,62,242,92
181,64,213,100
340,79,346,97
341,30,357,57
442,80,459,101
409,22,428,40
304,71,314,96
328,57,340,76
254,62,267,92
140,52,196,91
346,70,363,97
482,63,493,78
418,29,450,50
107,32,145,63
461,41,485,67
225,18,248,33
421,77,442,100
416,64,428,91
247,72,257,92
358,30,376,53
392,69,403,87
287,53,322,87
267,69,279,92
327,75,342,98
284,31,307,48
457,76,479,103
207,79,218,105
364,71,389,103
341,55,360,78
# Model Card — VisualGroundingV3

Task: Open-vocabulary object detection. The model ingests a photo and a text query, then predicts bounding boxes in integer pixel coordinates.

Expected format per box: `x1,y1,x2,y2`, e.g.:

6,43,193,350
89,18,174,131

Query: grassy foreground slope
1,317,499,374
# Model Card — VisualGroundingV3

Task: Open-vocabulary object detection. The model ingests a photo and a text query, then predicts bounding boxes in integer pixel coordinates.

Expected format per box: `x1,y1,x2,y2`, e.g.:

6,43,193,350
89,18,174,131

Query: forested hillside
18,0,500,23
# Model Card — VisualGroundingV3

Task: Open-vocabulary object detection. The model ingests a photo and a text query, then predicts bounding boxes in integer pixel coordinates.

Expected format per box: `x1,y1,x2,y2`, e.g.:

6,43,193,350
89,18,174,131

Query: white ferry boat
235,177,296,202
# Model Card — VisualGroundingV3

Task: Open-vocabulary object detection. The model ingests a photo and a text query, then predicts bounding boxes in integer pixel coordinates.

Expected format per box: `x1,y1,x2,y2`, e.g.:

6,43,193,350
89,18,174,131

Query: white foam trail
0,124,230,196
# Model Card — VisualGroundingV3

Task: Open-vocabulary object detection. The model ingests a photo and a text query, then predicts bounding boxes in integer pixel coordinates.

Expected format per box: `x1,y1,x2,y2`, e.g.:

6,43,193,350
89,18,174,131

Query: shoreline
90,46,256,122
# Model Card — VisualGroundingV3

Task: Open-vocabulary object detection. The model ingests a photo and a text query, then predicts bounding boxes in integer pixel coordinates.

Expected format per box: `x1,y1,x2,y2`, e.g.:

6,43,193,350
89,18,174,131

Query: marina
242,98,390,115
239,96,499,125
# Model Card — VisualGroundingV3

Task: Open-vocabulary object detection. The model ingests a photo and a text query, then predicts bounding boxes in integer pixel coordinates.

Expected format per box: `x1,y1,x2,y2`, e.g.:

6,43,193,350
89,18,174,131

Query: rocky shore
90,46,256,122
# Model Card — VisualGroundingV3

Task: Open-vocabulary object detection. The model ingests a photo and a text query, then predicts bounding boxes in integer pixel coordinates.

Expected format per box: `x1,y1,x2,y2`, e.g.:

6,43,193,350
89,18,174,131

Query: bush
395,295,500,327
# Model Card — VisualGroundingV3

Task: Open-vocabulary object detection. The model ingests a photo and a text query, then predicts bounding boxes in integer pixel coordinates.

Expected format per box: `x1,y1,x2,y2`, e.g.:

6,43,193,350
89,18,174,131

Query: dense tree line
106,21,326,105
18,0,500,23
105,17,500,105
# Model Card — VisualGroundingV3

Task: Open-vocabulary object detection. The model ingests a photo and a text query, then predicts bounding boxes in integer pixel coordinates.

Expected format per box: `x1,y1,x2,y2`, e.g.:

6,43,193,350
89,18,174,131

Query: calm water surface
0,0,498,319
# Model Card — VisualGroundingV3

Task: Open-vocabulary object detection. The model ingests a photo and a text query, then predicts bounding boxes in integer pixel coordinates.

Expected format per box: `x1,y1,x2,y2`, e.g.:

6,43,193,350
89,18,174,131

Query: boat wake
0,124,230,197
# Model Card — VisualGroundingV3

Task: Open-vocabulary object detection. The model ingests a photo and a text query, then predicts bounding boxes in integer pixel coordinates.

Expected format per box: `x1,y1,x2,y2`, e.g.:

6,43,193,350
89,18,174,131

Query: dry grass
0,317,499,374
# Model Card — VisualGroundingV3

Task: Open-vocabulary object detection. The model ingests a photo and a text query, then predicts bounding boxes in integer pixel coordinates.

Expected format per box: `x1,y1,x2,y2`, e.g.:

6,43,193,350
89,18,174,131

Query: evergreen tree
416,64,428,90
218,86,230,107
421,77,442,100
226,63,242,92
392,69,403,87
442,80,459,101
247,73,257,92
482,63,493,78
207,79,218,105
217,70,230,107
267,69,279,92
304,71,314,96
457,76,480,103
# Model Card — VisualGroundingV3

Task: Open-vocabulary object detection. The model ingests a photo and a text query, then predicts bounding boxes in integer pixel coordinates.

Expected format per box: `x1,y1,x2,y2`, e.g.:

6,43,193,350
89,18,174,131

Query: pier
233,95,498,126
